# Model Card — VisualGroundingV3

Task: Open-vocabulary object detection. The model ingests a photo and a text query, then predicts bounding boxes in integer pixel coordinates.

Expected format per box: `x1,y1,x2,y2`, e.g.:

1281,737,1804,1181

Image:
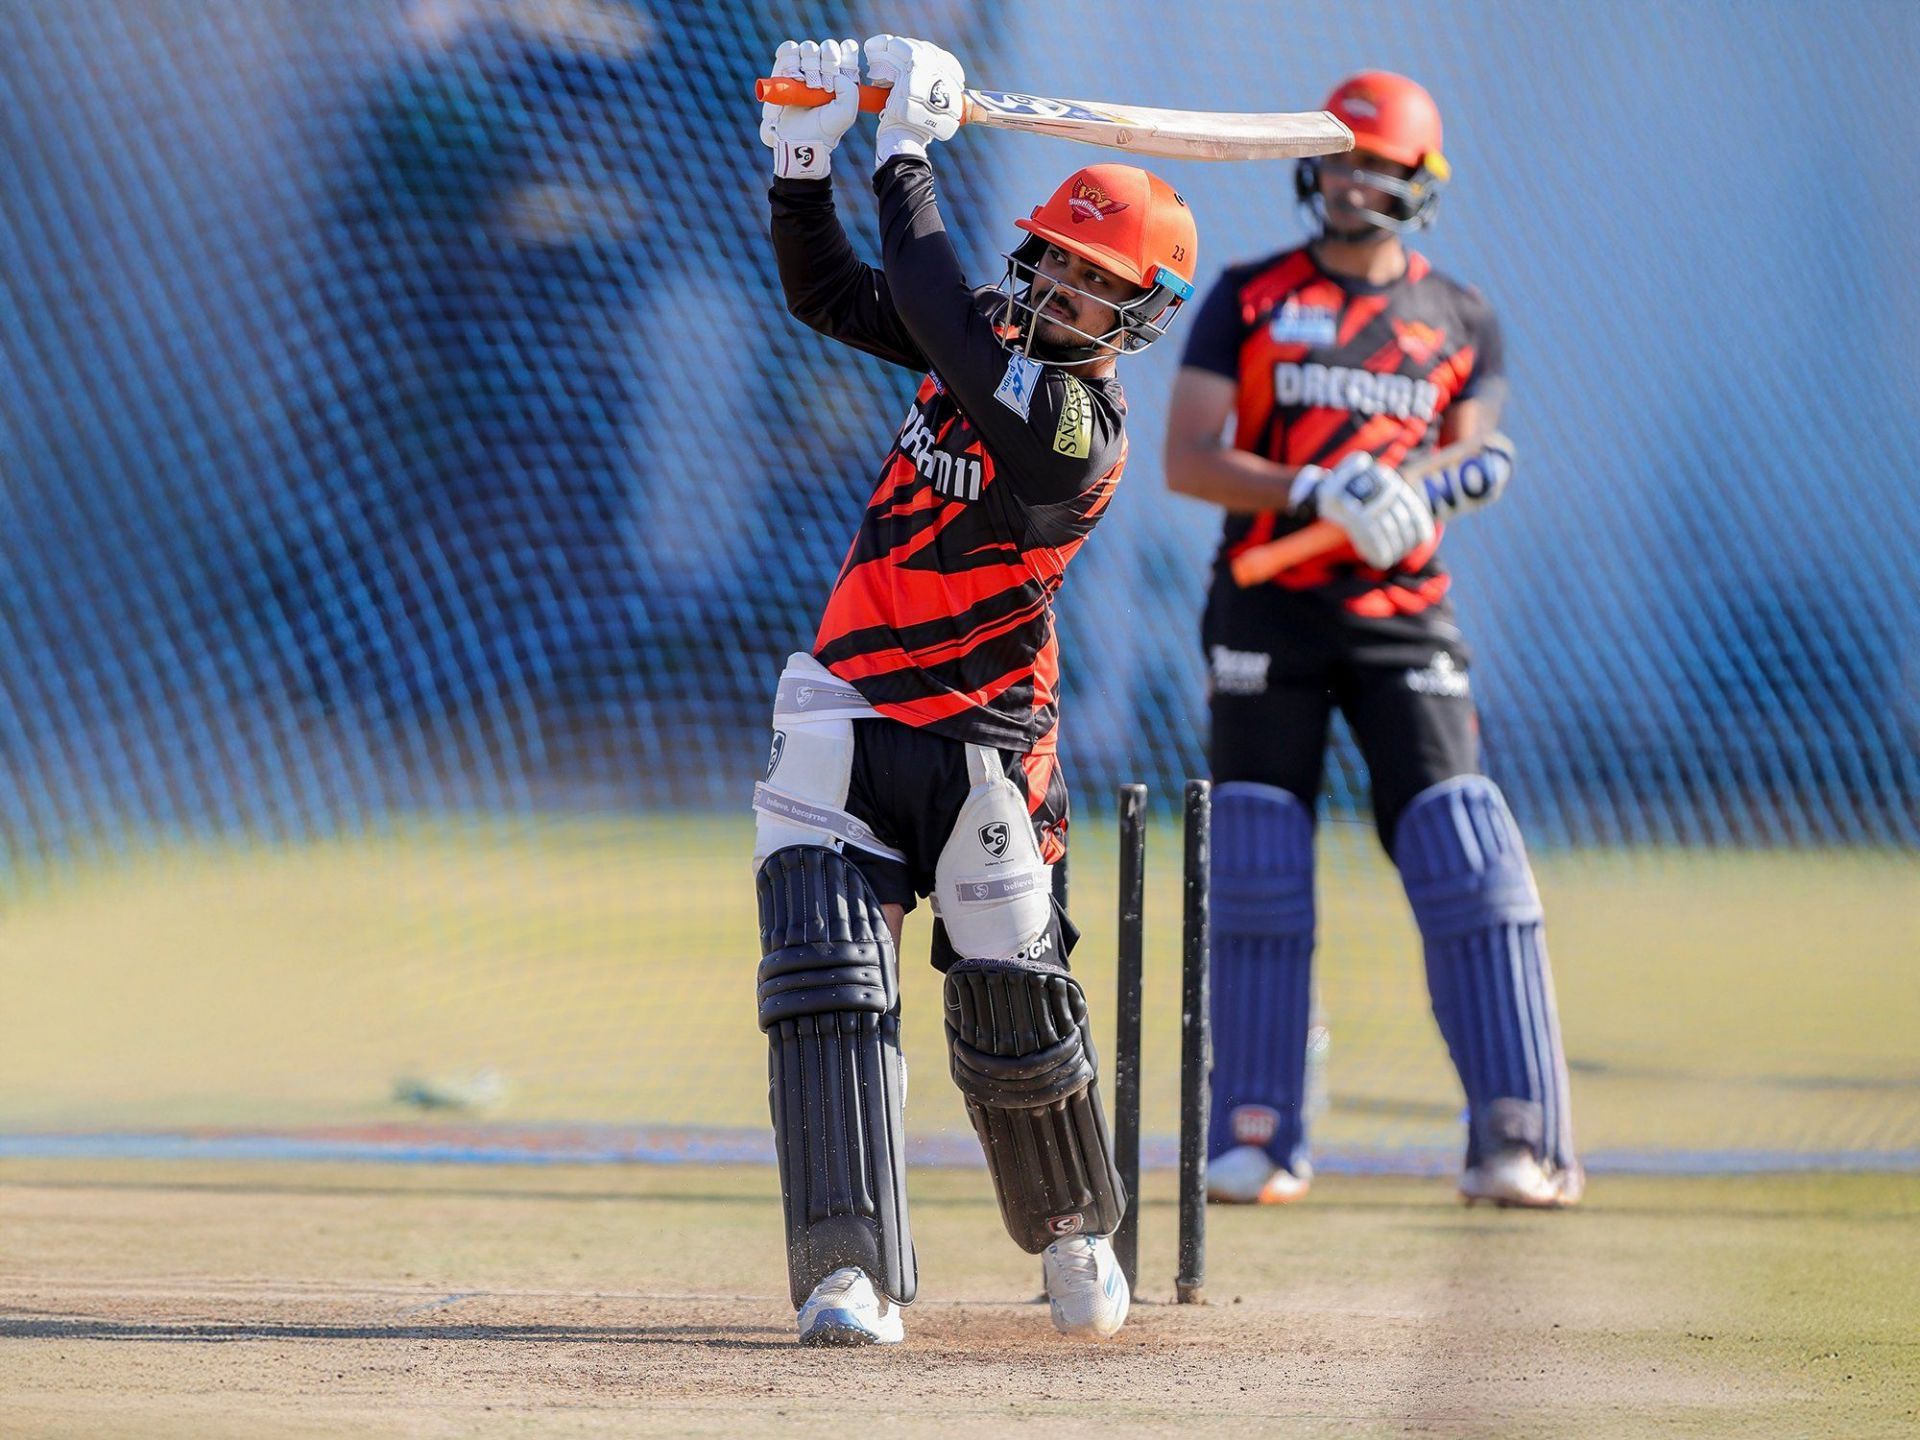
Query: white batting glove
1304,452,1436,569
864,34,964,168
760,38,861,180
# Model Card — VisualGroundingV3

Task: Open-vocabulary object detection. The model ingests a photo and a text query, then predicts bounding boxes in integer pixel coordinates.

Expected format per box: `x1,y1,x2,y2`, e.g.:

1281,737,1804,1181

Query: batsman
753,35,1199,1344
1164,72,1582,1209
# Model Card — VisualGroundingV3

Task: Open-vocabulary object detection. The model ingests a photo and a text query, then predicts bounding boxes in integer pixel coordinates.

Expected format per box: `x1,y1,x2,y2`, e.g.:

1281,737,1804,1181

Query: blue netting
4,0,1918,879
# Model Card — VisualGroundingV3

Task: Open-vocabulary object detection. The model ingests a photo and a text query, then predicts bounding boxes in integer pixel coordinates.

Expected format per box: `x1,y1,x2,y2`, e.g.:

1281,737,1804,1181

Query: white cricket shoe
1206,1144,1311,1205
1042,1235,1129,1340
1459,1146,1585,1209
796,1266,904,1346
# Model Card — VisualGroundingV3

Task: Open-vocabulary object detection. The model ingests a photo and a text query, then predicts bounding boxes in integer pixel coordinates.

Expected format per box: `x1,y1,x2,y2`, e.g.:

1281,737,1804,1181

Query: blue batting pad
1394,776,1576,1168
1206,783,1316,1172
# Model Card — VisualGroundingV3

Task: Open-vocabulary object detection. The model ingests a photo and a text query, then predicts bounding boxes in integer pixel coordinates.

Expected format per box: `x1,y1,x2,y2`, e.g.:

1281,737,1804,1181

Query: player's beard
1024,287,1107,361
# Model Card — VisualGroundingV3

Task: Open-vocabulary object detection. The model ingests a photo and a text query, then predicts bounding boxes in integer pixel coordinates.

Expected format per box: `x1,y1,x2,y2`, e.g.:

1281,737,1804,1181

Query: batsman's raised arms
753,77,1353,161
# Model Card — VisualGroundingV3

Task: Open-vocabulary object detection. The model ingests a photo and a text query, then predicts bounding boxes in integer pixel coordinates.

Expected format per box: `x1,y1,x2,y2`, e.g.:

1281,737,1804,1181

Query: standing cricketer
754,35,1199,1344
1164,71,1580,1210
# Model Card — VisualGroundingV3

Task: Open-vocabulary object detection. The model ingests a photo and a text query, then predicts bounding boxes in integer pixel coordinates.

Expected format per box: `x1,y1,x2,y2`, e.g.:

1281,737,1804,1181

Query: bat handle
1229,434,1510,587
755,77,891,114
1230,521,1343,588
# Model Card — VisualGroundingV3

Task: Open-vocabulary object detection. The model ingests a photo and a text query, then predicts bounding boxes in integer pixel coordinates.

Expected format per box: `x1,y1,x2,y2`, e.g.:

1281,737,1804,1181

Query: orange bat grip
755,77,891,113
1229,521,1342,587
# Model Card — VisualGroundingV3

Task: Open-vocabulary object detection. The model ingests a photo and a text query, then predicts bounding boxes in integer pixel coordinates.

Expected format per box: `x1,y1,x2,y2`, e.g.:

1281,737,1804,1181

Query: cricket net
4,0,1916,1169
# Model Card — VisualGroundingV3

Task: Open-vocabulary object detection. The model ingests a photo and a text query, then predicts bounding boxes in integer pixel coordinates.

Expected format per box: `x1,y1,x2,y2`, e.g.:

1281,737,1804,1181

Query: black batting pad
945,959,1126,1252
757,846,915,1308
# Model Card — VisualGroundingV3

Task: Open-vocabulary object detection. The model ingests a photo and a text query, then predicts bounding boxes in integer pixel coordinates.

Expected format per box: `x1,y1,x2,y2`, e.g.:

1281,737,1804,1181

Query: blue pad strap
1206,782,1316,1173
1394,777,1574,1169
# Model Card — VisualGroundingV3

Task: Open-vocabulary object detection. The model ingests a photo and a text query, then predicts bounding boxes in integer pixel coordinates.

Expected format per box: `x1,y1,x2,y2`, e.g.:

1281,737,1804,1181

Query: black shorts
1204,583,1480,849
842,718,1070,914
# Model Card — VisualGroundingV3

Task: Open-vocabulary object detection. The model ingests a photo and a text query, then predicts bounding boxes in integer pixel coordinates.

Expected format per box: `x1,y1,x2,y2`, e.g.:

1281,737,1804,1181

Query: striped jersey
771,158,1130,752
1182,245,1504,619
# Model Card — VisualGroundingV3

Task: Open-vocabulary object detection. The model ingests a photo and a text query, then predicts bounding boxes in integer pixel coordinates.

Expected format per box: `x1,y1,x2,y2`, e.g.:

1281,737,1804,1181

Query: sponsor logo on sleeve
994,352,1041,418
1052,378,1092,458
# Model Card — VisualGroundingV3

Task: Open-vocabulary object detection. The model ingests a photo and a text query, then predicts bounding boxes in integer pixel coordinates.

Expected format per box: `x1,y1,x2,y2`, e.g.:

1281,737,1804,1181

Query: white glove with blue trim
1292,451,1435,569
761,38,861,180
864,35,964,168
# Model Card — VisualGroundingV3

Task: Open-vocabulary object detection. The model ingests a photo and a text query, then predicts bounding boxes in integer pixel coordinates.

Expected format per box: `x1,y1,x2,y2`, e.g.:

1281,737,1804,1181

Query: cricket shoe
1459,1146,1586,1209
1042,1235,1129,1340
1206,1144,1311,1205
796,1266,904,1346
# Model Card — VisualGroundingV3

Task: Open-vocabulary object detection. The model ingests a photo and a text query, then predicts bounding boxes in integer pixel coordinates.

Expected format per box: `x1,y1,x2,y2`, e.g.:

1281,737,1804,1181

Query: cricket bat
754,78,1353,161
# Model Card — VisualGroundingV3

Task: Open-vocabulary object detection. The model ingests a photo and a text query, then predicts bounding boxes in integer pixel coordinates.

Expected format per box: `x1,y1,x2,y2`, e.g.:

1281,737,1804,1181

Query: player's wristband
774,139,834,181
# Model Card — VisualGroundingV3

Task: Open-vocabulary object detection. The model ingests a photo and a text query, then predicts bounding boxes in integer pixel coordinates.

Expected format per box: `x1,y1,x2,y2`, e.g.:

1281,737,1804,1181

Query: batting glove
864,34,963,169
761,38,861,180
1307,452,1436,569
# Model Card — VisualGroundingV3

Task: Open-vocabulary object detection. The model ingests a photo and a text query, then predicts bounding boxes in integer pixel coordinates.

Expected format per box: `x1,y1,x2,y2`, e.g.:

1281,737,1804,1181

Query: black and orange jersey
1182,245,1503,619
770,158,1129,753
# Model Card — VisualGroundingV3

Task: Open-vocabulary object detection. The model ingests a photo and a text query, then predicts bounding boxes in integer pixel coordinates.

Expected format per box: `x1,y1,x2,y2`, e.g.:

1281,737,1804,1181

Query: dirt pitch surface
2,1161,1915,1439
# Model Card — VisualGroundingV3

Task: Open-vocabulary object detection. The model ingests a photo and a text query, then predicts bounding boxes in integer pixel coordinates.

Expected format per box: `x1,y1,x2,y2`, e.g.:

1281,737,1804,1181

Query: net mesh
4,0,1916,1166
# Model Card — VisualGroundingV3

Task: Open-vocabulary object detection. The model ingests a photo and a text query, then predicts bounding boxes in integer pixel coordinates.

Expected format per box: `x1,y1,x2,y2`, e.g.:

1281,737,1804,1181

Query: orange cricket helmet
997,163,1198,363
1297,71,1451,236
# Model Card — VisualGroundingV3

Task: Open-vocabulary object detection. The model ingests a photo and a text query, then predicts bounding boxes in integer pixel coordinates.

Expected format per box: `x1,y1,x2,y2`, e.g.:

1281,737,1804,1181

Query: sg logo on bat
968,89,1111,124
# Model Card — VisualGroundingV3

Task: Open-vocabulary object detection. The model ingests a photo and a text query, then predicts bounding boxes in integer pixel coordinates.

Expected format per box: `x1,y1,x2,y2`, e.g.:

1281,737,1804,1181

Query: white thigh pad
752,654,905,868
933,745,1053,962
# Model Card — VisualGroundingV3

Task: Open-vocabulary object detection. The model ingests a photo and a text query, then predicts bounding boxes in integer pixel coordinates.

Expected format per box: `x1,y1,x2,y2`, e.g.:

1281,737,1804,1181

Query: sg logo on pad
977,822,1010,858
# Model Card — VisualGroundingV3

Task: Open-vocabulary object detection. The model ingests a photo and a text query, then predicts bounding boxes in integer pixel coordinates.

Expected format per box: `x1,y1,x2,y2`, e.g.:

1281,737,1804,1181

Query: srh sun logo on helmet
1067,179,1128,224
